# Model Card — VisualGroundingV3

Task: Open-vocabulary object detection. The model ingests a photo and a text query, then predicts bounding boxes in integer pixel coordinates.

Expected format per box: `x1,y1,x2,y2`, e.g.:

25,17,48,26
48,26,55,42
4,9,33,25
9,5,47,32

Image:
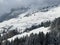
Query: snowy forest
0,17,60,45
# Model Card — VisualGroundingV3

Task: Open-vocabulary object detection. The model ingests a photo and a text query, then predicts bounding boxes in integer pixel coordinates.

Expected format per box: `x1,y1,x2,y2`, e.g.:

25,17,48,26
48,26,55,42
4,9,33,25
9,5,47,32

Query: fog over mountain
0,0,60,45
0,0,60,17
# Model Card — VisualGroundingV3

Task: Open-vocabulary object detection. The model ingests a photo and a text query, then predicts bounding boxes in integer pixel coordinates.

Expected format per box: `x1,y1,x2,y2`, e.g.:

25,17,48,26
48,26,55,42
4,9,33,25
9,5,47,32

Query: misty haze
0,0,60,45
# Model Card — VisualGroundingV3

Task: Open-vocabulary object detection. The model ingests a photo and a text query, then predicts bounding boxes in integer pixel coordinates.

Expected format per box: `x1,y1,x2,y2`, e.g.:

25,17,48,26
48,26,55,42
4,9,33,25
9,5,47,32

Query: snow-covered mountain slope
0,5,56,22
7,27,50,42
0,6,60,33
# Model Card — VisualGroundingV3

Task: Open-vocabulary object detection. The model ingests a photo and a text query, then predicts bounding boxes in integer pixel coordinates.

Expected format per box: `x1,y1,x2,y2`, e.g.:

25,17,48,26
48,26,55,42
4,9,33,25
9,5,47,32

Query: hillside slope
0,6,60,33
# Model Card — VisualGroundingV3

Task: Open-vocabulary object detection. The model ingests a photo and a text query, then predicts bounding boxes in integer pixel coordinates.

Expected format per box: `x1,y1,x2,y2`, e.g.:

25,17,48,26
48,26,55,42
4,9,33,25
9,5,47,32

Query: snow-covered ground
0,4,60,44
0,6,60,33
7,27,50,42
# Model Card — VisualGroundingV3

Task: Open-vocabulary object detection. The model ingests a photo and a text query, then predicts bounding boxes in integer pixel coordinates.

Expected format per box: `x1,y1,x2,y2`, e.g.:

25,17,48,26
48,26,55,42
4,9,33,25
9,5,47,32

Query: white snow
0,6,60,33
1,5,60,43
7,27,50,42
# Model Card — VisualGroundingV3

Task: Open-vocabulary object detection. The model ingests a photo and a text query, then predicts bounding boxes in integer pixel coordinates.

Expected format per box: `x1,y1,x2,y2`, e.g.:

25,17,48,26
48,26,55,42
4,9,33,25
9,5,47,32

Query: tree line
1,31,60,45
